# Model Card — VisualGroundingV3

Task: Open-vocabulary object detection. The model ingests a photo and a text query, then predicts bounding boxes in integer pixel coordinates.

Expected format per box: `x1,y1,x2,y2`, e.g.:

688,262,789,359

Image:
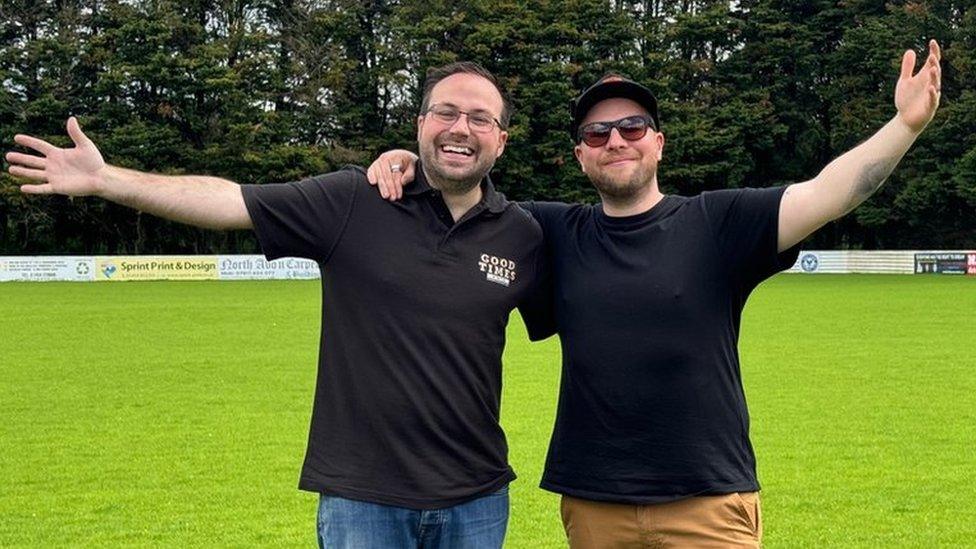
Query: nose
447,113,472,136
605,128,628,149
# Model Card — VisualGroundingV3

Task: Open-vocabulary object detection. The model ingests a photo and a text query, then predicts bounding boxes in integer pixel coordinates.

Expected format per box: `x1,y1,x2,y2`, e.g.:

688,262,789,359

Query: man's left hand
896,39,941,133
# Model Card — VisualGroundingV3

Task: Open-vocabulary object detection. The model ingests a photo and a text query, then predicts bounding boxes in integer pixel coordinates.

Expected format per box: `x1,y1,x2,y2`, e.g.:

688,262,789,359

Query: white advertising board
217,255,320,280
0,256,95,282
3,251,973,282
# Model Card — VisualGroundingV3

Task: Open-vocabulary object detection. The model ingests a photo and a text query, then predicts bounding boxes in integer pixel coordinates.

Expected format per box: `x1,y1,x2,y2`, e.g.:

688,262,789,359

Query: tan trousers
561,492,762,548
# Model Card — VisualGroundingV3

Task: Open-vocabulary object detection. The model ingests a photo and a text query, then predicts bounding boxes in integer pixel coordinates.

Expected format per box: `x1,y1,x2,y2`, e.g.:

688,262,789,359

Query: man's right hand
366,149,418,201
6,116,251,230
6,117,106,197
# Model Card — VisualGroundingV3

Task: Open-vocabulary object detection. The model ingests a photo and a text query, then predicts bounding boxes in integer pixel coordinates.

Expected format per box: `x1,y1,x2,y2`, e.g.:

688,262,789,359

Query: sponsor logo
478,253,516,287
76,262,91,276
800,253,819,273
968,253,976,275
102,262,117,278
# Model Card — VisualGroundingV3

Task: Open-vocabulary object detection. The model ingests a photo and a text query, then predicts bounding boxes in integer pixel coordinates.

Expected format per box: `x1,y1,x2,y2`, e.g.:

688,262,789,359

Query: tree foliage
1,0,972,253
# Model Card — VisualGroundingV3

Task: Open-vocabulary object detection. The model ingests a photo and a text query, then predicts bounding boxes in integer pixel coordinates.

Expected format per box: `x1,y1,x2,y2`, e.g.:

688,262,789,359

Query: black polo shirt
241,165,551,509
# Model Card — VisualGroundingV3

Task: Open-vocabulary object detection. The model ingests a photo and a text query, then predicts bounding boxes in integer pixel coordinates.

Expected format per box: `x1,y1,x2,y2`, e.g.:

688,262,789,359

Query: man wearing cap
7,61,552,548
370,40,941,547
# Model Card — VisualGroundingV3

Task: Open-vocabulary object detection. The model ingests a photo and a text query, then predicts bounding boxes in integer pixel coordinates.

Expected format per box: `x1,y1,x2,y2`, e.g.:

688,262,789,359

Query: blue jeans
316,486,509,549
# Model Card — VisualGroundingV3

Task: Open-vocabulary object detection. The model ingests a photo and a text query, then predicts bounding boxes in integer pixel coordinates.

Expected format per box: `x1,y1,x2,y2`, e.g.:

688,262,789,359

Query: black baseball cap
569,73,660,142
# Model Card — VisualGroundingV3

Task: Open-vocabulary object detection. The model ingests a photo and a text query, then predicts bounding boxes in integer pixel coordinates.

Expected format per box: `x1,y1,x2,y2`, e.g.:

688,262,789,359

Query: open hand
895,39,941,133
366,149,418,201
5,117,106,196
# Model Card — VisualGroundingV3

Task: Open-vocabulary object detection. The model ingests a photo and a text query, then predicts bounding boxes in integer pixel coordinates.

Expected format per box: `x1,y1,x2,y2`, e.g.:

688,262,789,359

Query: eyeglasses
424,104,504,133
578,115,656,147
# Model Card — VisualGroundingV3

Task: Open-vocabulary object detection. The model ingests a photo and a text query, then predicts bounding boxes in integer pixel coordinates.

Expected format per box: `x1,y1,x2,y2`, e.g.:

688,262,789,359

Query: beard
419,136,494,195
589,160,656,202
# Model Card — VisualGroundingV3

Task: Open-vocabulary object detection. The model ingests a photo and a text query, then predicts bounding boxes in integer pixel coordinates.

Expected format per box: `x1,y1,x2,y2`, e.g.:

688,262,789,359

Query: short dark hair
419,61,513,129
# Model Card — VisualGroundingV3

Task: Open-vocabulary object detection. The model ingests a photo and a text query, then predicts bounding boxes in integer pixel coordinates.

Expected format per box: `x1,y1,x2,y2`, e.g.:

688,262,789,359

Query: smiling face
417,72,508,195
574,97,665,202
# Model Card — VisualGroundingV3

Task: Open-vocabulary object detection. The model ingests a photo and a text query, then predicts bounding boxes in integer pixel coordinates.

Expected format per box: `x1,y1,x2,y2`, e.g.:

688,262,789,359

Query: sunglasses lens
581,125,611,147
618,117,650,140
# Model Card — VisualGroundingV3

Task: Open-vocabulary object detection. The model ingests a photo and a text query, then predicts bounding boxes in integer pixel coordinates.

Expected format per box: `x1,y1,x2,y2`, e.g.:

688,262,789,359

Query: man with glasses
370,40,942,547
6,61,552,548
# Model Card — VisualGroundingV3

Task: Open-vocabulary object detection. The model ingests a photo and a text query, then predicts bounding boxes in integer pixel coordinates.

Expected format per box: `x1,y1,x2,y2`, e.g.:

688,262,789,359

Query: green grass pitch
1,274,974,547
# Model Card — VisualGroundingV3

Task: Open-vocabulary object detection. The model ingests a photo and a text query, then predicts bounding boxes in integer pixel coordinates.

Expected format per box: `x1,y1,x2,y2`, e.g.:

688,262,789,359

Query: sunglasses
578,115,656,147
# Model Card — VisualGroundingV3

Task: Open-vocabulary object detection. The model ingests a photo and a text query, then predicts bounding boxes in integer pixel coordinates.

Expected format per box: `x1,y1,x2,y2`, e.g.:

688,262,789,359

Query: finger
381,164,397,201
13,134,56,156
378,159,391,199
5,151,47,169
366,160,386,198
929,56,941,82
391,171,403,201
66,116,92,148
930,39,941,62
925,51,940,83
901,50,917,80
401,164,416,200
20,183,54,195
367,156,381,185
9,165,48,181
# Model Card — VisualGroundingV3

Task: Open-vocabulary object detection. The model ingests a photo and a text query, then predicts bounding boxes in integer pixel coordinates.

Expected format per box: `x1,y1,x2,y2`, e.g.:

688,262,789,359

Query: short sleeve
241,170,359,262
519,201,572,236
702,186,800,289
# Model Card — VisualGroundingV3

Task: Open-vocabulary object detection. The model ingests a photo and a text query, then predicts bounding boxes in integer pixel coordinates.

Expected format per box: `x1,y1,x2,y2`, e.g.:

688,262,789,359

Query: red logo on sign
969,254,976,275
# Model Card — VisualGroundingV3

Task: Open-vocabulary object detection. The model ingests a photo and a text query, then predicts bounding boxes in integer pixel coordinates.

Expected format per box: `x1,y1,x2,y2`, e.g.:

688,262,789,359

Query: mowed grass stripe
1,275,973,547
742,275,976,547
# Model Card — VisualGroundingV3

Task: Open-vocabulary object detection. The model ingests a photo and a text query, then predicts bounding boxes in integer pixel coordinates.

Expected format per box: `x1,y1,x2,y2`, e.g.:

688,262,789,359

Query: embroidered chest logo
478,253,516,287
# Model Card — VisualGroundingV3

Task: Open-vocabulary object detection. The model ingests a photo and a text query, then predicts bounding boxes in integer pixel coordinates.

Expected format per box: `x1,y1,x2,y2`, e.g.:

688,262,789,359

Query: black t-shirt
241,166,550,509
523,187,799,503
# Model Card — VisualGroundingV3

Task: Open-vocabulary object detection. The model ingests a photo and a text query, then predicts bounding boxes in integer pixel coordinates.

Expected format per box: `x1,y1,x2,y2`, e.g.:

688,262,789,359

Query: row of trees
1,0,974,253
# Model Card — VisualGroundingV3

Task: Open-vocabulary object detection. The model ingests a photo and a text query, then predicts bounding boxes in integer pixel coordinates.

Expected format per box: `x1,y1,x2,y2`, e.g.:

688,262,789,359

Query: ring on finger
390,163,402,173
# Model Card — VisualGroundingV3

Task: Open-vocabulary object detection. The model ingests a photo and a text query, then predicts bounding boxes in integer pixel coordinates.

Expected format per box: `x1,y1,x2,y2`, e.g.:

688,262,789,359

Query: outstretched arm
778,39,942,252
5,117,252,230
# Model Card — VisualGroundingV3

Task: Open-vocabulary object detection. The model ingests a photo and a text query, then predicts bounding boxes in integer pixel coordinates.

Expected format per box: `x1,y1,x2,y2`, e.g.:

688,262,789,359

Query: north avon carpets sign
218,256,319,280
914,252,976,275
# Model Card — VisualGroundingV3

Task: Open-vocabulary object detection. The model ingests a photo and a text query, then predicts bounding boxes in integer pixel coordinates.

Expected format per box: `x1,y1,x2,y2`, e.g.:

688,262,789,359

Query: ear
416,115,425,142
495,130,508,159
654,132,665,162
573,144,586,173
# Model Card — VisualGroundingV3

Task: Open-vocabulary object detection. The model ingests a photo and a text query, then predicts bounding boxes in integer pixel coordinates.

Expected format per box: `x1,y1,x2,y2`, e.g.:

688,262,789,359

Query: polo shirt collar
405,161,508,214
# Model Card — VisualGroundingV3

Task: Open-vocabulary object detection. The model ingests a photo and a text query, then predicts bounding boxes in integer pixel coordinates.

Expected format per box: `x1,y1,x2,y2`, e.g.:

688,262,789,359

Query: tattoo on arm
848,157,899,211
